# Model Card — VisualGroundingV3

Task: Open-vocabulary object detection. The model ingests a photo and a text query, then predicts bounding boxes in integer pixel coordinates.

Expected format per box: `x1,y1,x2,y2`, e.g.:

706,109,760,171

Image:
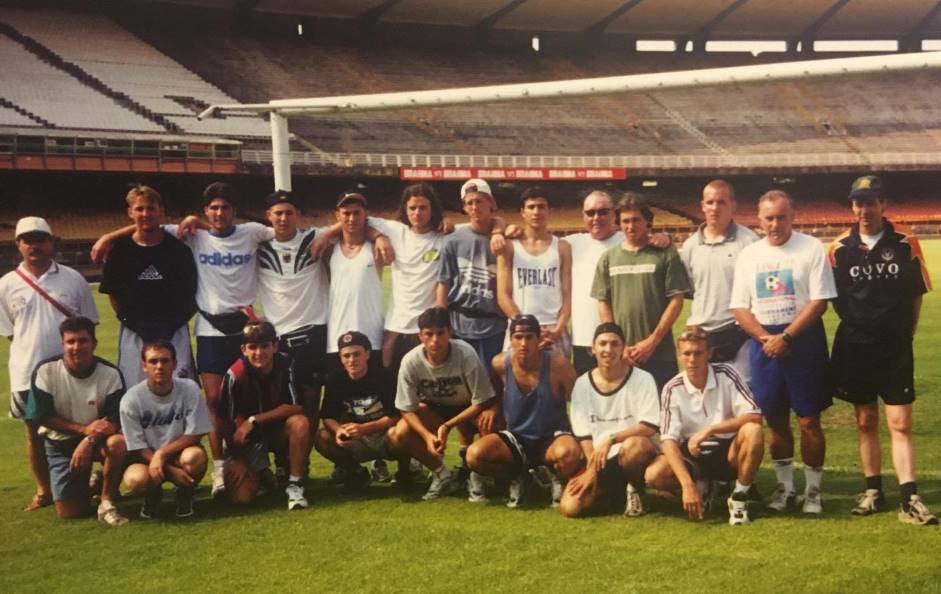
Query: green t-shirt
590,243,690,362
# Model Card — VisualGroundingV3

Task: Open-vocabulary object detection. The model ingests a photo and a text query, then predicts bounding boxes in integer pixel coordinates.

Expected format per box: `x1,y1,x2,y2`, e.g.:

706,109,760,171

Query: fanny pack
706,323,749,362
199,306,256,336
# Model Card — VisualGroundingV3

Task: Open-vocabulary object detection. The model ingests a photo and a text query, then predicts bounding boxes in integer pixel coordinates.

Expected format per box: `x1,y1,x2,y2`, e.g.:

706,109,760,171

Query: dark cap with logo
338,330,372,351
848,175,884,202
336,191,368,209
266,190,301,210
508,314,541,336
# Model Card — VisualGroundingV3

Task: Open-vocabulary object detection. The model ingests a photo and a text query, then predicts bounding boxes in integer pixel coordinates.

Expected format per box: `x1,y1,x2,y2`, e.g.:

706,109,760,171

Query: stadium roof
141,0,941,41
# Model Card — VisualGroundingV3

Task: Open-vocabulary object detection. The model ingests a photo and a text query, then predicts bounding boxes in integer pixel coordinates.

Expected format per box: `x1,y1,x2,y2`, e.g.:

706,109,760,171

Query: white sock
213,459,225,472
734,481,750,495
288,474,303,484
773,458,794,492
433,464,451,478
804,466,823,493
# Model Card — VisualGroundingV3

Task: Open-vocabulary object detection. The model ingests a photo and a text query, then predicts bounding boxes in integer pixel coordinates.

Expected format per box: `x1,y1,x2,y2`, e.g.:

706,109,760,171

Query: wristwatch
781,331,794,344
609,433,618,445
247,415,258,427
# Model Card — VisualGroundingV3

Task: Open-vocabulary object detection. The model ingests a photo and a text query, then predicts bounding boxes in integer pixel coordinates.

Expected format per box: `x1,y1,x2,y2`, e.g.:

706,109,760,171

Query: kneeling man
217,321,312,510
559,323,660,518
645,326,763,525
26,316,128,525
315,331,400,493
387,307,498,501
466,314,581,508
121,340,211,519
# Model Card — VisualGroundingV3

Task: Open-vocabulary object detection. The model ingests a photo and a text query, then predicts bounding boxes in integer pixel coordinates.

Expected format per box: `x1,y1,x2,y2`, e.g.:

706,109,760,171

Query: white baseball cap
15,216,53,238
460,178,492,201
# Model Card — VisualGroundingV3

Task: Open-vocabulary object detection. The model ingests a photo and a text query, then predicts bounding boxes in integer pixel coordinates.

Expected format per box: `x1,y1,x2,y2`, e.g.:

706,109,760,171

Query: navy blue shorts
680,437,736,481
458,333,504,375
749,321,832,418
196,334,244,376
831,328,915,406
45,438,91,503
498,429,573,474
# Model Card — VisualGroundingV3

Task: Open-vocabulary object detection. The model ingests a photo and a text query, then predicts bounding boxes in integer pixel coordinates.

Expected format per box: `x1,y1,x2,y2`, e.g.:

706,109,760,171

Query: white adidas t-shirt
164,223,273,337
510,236,563,326
368,217,444,334
570,367,660,457
564,232,622,346
327,241,385,353
257,227,329,335
729,231,837,326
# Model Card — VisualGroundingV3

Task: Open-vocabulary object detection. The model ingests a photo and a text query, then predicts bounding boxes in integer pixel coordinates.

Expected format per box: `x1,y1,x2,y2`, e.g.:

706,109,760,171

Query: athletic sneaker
467,471,487,503
327,465,348,485
802,487,823,515
97,501,129,527
623,485,645,517
507,475,528,509
767,483,797,512
338,466,371,495
695,479,715,514
371,459,393,483
851,489,885,516
422,468,459,501
175,487,195,519
140,488,163,519
727,491,751,526
286,482,308,510
898,495,938,526
211,466,226,499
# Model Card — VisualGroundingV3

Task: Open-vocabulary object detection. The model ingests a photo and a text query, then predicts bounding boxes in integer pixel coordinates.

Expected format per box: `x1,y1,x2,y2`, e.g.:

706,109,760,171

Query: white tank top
511,236,562,326
327,241,385,353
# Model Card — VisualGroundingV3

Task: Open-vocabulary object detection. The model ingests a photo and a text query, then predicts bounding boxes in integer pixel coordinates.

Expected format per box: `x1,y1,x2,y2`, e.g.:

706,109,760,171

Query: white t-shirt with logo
395,339,495,411
729,231,837,326
257,227,329,335
0,262,99,392
164,223,273,337
564,232,622,347
327,241,385,353
368,217,445,334
120,377,212,451
569,367,660,457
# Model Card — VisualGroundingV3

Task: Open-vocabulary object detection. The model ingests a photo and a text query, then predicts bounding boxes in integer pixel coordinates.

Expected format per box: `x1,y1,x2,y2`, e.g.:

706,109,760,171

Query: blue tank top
503,350,568,442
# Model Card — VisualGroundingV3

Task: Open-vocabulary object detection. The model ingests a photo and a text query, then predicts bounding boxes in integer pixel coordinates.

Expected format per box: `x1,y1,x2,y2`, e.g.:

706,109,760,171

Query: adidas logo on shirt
138,265,164,281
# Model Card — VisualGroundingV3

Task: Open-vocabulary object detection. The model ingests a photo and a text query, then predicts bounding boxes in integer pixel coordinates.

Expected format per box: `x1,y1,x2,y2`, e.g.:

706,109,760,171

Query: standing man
465,314,581,509
496,187,572,356
25,316,127,525
121,340,211,519
680,180,759,382
314,331,400,493
217,321,312,510
644,326,764,525
436,179,507,373
730,190,836,515
387,307,497,501
99,184,198,386
564,190,623,375
1,216,98,512
591,193,690,391
257,190,329,419
829,176,936,525
558,323,660,518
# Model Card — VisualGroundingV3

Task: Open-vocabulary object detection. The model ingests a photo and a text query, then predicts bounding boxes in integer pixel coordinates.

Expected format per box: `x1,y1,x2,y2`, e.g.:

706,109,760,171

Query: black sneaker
140,488,163,519
175,487,195,519
327,465,348,485
338,466,370,494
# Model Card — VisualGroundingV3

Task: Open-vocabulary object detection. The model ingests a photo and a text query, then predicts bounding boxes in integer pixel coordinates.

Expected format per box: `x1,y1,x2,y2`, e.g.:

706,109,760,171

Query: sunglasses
584,208,612,218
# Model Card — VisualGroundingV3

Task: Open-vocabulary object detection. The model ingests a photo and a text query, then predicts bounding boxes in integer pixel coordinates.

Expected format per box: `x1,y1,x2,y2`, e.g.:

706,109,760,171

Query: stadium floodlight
195,51,941,190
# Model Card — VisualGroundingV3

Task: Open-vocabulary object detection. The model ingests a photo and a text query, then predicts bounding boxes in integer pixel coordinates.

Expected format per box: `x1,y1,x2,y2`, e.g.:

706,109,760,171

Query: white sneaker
728,492,751,525
286,483,308,510
767,483,797,512
507,476,527,509
371,459,392,483
97,501,129,527
623,485,645,517
422,469,458,501
467,471,487,503
211,466,226,499
802,487,823,515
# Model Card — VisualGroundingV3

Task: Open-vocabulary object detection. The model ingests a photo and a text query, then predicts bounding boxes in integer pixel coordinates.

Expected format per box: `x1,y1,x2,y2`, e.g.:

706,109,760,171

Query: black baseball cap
338,330,372,351
508,314,540,336
266,190,301,210
848,175,884,202
593,322,625,342
336,191,368,209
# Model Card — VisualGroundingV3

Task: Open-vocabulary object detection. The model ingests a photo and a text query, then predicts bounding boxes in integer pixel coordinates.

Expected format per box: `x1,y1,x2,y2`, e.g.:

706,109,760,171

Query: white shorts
118,324,195,387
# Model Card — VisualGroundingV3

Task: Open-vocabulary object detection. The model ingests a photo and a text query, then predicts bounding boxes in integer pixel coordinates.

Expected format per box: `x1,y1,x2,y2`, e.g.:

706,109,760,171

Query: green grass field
2,241,941,593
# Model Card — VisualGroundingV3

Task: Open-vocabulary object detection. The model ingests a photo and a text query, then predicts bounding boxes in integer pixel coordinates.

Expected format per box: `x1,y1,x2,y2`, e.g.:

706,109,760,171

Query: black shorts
498,429,573,474
386,332,420,384
279,324,327,387
572,346,596,376
680,437,736,482
831,333,915,406
196,334,243,376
